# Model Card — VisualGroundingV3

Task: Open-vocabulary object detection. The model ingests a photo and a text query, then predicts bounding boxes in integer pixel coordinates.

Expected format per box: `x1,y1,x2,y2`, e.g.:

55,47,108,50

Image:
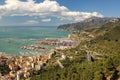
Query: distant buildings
0,38,77,79
0,51,55,80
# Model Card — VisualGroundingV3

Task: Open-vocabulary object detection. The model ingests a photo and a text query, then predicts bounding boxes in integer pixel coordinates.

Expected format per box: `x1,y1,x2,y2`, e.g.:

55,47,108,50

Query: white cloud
24,20,39,25
59,11,103,21
0,0,103,22
41,18,51,22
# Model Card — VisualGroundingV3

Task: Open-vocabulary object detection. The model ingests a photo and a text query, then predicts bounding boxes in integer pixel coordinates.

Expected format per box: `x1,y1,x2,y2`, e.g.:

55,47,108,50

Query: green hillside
85,22,120,53
31,20,120,80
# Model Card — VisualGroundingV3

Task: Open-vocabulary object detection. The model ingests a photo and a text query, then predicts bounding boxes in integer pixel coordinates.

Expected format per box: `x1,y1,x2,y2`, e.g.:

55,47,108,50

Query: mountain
57,17,120,31
31,19,120,80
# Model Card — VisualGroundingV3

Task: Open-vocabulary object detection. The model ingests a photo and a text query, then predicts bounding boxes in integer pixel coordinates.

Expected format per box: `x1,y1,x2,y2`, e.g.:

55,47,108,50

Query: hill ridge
57,17,120,31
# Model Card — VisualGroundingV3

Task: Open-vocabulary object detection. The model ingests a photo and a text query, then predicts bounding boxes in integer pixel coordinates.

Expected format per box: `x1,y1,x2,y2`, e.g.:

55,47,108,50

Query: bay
0,26,71,56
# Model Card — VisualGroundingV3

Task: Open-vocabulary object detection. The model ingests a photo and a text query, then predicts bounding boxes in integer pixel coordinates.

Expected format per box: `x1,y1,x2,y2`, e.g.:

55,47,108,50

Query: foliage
0,64,10,75
31,21,120,80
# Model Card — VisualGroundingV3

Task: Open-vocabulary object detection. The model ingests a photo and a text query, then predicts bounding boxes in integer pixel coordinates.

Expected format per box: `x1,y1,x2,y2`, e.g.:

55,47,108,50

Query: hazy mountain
57,17,120,31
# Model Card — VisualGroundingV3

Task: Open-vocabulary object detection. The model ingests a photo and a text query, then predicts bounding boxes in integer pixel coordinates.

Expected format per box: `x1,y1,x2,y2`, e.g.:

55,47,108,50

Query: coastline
0,30,74,56
0,27,71,56
0,32,77,58
0,32,78,80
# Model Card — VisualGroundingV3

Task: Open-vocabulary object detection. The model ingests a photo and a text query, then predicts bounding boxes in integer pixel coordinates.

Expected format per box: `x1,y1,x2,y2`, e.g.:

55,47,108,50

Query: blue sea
0,26,71,56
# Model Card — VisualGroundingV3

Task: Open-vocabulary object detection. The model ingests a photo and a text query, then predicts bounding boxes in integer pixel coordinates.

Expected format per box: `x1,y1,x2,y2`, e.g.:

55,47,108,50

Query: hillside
57,17,120,32
31,19,120,80
85,22,120,53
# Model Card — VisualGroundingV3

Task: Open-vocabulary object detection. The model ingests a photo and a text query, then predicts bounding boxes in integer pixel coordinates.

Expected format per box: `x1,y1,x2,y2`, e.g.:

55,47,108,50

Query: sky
0,0,119,26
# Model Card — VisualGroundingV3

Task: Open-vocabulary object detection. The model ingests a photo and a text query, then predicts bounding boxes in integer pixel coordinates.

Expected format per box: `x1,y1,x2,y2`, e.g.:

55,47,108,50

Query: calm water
0,26,71,56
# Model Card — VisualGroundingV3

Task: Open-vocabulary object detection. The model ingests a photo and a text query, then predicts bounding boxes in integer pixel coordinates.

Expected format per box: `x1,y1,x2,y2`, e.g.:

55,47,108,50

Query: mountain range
57,17,120,31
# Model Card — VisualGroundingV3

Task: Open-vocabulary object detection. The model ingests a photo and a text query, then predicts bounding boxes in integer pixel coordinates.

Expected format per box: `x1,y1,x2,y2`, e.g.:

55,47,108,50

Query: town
0,38,76,80
0,50,56,80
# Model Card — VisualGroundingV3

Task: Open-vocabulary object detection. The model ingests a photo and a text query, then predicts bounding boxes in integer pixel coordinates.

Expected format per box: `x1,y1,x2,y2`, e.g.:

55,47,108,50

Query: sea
0,26,71,56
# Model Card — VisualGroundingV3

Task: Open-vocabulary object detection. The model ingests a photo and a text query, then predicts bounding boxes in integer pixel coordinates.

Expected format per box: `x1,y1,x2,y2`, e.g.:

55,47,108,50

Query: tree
94,71,106,80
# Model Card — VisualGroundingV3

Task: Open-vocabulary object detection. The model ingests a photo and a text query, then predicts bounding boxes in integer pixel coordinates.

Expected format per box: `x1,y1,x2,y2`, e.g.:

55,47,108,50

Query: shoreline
0,32,75,57
0,27,71,56
0,33,78,80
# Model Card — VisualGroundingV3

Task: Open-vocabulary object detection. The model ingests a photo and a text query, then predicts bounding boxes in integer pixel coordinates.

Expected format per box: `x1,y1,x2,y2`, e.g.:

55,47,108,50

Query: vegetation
31,52,120,80
0,64,10,75
31,20,120,80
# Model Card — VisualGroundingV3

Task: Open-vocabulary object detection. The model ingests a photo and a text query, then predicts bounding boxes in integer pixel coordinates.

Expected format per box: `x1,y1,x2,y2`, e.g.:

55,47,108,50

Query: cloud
24,20,39,25
0,0,103,22
41,18,51,22
59,11,103,21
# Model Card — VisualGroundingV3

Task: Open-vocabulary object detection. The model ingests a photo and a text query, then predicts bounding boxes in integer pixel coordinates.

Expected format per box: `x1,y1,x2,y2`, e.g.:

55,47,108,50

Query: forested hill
57,17,120,31
31,19,120,80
